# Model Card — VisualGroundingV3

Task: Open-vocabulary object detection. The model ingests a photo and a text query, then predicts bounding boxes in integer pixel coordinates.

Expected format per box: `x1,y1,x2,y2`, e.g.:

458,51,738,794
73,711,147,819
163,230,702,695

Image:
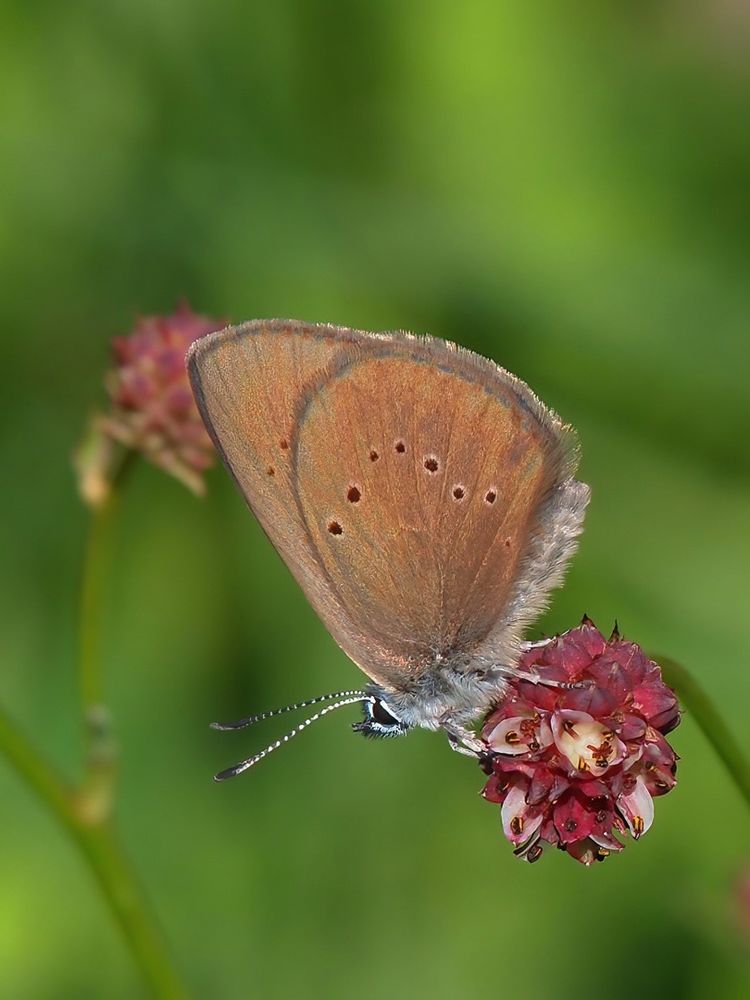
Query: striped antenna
210,689,369,731
213,694,374,781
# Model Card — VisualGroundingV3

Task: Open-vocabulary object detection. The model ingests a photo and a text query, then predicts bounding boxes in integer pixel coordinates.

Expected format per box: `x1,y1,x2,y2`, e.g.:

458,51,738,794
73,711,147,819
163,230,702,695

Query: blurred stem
0,705,188,999
78,450,134,809
1,447,189,996
655,654,750,811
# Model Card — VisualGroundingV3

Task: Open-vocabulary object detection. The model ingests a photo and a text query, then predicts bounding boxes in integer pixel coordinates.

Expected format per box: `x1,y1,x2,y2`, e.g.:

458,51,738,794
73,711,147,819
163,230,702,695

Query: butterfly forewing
188,322,372,656
189,321,583,691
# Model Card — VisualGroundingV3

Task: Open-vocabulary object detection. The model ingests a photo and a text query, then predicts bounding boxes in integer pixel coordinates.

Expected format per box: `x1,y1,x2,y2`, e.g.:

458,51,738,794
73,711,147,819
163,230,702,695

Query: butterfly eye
371,699,400,727
352,697,409,738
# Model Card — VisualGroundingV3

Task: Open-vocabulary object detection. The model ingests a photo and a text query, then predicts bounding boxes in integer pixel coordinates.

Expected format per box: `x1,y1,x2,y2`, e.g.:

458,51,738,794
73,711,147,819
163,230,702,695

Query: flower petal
527,766,555,805
501,782,543,846
486,716,535,755
617,775,655,839
553,792,596,845
632,681,679,731
486,713,553,757
552,710,627,774
481,773,508,804
615,714,647,741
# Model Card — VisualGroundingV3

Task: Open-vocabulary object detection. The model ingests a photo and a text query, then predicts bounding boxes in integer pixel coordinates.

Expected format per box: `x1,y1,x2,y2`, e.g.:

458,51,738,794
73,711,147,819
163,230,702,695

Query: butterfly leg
493,660,591,691
475,650,589,690
444,724,487,758
447,735,479,757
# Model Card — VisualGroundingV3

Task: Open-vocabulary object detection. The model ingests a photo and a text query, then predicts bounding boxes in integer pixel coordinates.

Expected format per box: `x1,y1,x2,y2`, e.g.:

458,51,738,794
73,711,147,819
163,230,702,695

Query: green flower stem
1,448,189,997
654,654,750,811
0,705,188,999
79,488,119,715
78,451,135,801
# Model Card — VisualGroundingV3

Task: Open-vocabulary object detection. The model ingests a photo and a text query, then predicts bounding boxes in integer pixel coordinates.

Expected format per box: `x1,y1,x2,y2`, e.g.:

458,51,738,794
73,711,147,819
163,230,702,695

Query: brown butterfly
187,320,589,778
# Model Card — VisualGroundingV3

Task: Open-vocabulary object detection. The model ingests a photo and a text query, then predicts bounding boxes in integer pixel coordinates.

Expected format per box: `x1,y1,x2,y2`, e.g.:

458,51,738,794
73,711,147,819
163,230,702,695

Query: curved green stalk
79,485,120,717
77,450,135,808
0,707,188,998
1,449,189,997
654,654,750,811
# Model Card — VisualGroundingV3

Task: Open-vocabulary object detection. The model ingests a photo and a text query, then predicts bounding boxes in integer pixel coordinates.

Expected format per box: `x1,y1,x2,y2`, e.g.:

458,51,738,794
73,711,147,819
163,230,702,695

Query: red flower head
480,618,680,865
95,303,224,496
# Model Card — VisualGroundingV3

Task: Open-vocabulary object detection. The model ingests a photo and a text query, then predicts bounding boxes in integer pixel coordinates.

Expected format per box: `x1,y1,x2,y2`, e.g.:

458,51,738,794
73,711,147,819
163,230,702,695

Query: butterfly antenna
213,694,374,781
210,689,369,731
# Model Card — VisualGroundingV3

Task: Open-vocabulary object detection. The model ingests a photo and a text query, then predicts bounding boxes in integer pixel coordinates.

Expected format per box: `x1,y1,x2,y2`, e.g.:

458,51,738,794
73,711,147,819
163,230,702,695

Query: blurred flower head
76,303,223,503
480,618,680,865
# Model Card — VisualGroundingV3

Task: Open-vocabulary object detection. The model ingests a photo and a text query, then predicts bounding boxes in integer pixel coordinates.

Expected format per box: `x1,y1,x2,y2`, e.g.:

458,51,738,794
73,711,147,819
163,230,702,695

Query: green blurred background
1,2,749,998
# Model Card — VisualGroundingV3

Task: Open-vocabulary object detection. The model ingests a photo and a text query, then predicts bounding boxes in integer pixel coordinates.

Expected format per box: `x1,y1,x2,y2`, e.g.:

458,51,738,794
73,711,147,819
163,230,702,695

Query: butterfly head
352,694,410,738
351,676,496,758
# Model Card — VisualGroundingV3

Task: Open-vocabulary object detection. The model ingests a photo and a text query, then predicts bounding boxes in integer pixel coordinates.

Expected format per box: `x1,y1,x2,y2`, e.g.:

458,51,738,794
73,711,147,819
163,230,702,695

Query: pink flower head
480,618,680,865
97,303,224,495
